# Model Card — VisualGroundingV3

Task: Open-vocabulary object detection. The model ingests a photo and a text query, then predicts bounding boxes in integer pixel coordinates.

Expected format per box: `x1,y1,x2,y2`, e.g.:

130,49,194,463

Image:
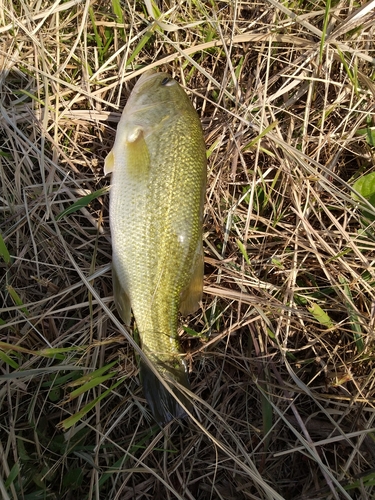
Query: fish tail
140,360,192,425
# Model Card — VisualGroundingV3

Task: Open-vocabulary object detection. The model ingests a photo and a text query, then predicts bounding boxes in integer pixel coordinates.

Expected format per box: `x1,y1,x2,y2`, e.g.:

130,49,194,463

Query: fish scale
105,70,206,424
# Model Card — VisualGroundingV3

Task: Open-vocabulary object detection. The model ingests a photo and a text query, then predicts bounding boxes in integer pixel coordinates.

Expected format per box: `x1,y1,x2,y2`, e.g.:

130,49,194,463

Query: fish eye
161,77,175,87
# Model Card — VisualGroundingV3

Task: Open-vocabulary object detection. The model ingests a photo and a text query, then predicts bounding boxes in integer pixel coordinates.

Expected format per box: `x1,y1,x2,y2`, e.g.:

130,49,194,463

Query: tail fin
140,360,192,425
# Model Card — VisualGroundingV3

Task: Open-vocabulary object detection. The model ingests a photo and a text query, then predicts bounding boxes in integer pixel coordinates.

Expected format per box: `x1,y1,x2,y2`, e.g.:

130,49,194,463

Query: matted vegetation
1,0,375,498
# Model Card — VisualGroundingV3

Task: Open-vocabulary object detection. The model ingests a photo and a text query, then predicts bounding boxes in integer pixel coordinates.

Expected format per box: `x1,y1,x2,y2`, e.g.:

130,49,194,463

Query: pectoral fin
113,267,131,326
125,126,150,177
104,126,150,178
179,242,204,316
104,150,115,175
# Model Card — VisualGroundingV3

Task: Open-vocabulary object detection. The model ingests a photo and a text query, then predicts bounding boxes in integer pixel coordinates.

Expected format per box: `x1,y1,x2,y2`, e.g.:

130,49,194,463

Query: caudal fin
140,360,192,425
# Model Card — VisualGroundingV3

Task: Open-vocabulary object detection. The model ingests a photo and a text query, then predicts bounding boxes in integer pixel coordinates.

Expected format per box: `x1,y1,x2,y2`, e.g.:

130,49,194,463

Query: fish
104,70,206,424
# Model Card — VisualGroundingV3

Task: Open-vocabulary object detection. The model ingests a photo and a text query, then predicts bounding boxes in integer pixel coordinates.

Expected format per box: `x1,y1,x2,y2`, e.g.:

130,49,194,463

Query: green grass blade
260,388,273,451
58,377,126,430
125,30,154,67
6,286,29,315
0,350,19,369
66,372,117,401
112,0,126,40
56,186,109,220
319,0,331,65
5,461,20,488
307,302,334,328
236,239,250,265
339,275,364,353
88,7,103,56
0,232,11,264
67,361,118,387
242,121,279,151
336,46,358,94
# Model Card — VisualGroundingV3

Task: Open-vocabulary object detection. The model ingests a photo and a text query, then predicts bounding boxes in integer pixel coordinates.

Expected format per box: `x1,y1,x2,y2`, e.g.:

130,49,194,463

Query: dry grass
1,0,375,499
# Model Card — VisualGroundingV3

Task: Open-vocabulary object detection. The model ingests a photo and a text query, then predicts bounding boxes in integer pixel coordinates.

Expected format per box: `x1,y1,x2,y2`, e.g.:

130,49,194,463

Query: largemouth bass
104,70,206,424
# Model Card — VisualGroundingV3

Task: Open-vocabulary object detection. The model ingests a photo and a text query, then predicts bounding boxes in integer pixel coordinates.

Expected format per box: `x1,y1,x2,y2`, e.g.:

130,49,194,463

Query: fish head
104,70,200,176
123,70,193,125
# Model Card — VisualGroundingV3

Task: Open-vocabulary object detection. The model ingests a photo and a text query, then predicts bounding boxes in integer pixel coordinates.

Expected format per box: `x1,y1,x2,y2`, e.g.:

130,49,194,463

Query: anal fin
179,241,204,316
113,266,131,326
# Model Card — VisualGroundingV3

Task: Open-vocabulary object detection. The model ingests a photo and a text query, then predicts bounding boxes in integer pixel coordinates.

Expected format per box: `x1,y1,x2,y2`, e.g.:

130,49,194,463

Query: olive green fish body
105,71,206,423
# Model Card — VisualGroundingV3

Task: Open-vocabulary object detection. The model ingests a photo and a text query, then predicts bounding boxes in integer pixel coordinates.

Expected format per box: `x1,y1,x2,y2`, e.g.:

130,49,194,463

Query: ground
1,1,375,499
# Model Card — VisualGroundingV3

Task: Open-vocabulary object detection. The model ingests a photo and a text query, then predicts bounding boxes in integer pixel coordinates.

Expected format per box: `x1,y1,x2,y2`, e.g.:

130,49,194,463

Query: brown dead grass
1,0,375,499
